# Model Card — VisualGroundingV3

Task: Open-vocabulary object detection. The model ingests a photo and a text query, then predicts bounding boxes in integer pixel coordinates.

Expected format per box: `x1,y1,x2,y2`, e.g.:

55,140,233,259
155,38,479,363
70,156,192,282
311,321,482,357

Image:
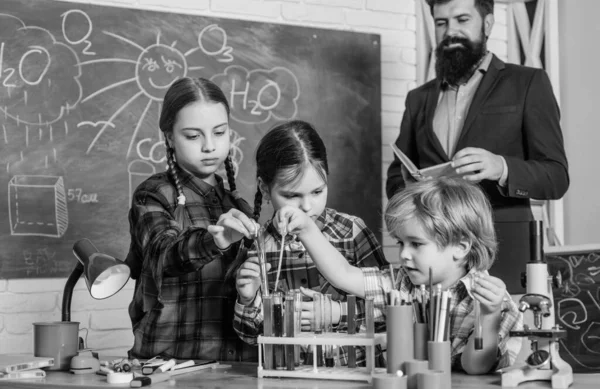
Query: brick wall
0,0,507,356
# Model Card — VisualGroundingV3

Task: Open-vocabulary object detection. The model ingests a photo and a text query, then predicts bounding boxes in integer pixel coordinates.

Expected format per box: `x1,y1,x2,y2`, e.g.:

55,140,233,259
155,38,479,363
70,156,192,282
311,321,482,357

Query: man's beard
435,33,487,86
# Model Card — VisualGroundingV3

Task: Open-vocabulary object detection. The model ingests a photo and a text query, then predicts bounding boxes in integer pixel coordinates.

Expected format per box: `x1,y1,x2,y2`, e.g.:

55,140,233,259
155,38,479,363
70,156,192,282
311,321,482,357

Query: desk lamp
62,238,130,321
33,239,130,371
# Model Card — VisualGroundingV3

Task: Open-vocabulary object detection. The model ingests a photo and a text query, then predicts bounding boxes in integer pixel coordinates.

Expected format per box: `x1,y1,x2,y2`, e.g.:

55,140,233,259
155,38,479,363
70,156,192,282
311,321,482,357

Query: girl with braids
125,77,259,361
231,120,387,367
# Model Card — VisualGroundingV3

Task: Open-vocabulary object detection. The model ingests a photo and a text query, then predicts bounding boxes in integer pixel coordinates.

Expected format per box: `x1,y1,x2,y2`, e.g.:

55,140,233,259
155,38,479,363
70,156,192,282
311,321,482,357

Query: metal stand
501,224,573,389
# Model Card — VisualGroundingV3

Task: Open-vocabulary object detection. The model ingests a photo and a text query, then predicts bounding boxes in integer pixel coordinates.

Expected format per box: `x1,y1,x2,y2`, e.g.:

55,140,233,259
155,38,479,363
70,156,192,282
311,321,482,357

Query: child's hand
207,209,258,249
299,287,341,330
472,274,506,317
299,287,317,330
273,206,315,238
235,256,271,306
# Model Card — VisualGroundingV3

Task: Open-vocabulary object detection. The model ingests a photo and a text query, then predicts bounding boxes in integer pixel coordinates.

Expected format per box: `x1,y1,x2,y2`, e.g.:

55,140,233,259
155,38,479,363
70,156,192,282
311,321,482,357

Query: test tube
255,226,270,297
365,297,375,372
324,294,335,367
313,293,323,367
263,295,274,369
347,295,357,368
285,291,296,370
273,292,285,369
293,290,302,366
472,275,483,349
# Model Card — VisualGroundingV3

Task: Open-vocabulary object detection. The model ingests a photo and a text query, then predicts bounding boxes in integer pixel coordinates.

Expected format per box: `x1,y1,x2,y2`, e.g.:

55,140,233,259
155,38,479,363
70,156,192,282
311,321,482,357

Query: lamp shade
73,238,130,299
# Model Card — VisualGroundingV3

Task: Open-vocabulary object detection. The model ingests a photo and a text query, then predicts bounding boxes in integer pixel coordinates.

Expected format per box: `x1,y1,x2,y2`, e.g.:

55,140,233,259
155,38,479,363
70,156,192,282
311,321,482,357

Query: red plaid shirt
126,168,257,362
362,266,523,371
233,208,387,366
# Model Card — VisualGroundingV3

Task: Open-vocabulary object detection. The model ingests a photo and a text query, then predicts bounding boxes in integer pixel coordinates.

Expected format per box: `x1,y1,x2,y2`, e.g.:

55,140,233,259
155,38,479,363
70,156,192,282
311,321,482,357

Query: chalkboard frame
0,0,382,279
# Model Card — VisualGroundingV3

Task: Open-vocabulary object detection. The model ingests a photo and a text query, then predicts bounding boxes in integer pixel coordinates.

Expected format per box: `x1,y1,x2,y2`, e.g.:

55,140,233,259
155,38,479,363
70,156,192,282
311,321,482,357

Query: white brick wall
0,0,507,356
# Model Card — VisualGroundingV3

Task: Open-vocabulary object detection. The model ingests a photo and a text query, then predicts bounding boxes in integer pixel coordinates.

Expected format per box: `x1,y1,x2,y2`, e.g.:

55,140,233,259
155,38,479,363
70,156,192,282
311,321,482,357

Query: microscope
501,221,573,388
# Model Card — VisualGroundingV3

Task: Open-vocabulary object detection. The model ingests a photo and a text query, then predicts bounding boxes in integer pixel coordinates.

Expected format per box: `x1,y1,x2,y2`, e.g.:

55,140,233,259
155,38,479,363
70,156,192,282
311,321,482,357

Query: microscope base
501,343,573,389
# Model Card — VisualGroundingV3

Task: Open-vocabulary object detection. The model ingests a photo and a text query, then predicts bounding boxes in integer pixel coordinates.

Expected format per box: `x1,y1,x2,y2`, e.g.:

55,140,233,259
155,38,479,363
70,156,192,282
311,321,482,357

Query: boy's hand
207,209,259,249
235,256,271,306
273,206,316,238
472,274,506,317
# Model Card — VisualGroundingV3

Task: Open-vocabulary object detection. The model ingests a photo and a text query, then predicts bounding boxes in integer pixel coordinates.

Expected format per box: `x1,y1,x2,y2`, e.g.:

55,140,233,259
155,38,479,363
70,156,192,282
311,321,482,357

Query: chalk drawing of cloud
0,13,82,126
211,65,300,124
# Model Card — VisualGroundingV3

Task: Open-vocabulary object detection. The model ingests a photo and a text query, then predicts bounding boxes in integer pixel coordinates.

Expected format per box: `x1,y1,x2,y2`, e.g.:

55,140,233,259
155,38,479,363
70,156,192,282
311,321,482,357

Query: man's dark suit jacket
386,54,569,292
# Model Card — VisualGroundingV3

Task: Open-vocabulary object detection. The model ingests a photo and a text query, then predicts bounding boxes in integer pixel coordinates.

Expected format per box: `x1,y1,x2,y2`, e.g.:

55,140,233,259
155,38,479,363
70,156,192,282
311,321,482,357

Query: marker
156,358,176,373
130,372,170,387
171,360,194,371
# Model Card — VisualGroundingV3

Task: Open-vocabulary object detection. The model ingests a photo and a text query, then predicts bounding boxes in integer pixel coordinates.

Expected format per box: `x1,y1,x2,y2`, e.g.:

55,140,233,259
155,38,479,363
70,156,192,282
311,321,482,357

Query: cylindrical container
413,322,428,360
387,305,414,374
372,372,407,389
404,359,429,389
33,321,79,371
417,370,448,389
427,341,451,382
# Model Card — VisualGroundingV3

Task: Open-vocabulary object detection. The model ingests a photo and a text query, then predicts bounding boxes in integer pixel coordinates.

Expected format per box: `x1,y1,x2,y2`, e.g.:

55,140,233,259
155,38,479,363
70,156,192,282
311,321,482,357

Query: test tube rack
257,332,386,382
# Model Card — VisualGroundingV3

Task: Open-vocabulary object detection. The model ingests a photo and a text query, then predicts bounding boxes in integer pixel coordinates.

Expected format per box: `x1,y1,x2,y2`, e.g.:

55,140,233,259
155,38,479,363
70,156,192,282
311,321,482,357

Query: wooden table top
1,362,598,388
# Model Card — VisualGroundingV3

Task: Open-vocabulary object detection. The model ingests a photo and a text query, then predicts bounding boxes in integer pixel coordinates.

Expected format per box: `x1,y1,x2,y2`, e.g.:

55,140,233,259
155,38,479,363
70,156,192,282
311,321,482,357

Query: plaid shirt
125,168,257,362
362,266,523,371
233,208,387,367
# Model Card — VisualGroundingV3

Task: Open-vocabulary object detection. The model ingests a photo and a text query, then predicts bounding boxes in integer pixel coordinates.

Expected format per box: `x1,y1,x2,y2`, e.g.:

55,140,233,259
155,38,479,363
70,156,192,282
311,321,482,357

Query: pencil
420,285,427,324
429,267,433,341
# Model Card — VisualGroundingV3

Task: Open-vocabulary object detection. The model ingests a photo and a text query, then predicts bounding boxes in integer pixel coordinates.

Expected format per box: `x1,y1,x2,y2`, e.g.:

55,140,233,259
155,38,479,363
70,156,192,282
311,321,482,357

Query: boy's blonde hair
385,178,497,271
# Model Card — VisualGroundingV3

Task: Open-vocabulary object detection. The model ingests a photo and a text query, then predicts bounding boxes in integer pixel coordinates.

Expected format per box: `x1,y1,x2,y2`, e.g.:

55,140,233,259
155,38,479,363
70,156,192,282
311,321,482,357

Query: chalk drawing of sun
77,25,248,182
78,31,203,158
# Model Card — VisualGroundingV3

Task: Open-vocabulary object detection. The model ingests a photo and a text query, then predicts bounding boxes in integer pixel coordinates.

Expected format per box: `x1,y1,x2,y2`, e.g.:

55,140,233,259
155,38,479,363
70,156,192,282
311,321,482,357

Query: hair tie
231,190,240,199
177,195,186,205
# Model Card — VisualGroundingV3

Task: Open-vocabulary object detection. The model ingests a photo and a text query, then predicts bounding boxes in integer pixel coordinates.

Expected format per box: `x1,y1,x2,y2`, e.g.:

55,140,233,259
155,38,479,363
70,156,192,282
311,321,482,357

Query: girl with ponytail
231,120,387,367
126,77,258,361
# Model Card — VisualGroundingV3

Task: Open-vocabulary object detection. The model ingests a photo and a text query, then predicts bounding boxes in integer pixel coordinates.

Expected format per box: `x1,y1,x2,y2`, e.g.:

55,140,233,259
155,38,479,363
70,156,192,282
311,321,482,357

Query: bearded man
385,0,569,292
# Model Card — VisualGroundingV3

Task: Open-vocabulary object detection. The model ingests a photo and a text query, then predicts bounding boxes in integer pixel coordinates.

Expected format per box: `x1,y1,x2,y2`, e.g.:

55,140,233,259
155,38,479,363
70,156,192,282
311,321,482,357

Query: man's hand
452,147,504,183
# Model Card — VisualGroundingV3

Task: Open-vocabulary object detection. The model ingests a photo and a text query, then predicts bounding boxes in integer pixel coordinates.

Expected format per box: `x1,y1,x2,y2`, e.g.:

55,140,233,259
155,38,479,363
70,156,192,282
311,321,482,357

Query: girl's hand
299,287,317,331
273,206,315,238
298,287,341,330
207,209,258,249
472,274,506,317
235,256,271,306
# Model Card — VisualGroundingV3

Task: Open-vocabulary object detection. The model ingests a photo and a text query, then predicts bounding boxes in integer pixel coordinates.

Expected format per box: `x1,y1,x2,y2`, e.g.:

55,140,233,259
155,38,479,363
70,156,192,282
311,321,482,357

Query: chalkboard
0,0,381,279
546,245,600,373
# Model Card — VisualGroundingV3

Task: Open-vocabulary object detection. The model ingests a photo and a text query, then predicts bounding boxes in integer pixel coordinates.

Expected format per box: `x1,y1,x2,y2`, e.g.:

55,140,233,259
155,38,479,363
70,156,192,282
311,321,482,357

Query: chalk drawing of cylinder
8,175,69,237
128,160,156,205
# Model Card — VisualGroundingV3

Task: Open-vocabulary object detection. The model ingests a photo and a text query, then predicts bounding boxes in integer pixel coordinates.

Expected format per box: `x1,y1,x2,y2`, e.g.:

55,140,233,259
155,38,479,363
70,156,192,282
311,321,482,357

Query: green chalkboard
0,0,381,278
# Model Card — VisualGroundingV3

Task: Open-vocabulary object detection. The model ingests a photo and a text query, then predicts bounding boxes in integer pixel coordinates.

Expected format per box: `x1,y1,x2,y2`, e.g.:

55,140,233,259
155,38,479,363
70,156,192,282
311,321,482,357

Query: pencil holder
416,370,447,389
404,359,429,389
427,341,451,383
413,322,428,361
386,305,414,374
372,372,407,389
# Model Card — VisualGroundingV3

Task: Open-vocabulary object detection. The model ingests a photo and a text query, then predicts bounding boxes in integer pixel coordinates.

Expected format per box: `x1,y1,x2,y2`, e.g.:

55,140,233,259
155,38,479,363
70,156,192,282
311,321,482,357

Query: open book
390,143,466,181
